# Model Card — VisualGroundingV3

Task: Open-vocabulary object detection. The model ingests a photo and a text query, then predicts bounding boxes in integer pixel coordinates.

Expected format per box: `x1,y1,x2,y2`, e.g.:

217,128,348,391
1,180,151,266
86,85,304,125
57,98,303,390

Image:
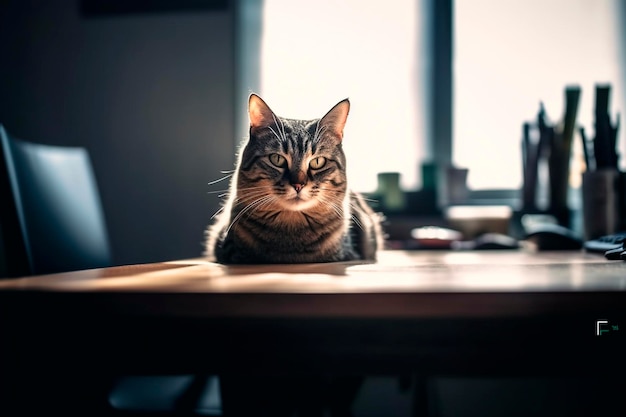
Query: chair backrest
0,125,111,277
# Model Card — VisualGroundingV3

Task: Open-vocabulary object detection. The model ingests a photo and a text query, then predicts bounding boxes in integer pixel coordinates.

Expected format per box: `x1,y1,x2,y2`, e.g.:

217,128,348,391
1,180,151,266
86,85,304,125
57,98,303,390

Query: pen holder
548,150,570,213
582,170,626,240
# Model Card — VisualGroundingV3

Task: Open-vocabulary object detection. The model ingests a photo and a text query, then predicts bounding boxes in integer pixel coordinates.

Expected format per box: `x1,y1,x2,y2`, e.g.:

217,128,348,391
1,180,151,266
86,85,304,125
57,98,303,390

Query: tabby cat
205,94,383,264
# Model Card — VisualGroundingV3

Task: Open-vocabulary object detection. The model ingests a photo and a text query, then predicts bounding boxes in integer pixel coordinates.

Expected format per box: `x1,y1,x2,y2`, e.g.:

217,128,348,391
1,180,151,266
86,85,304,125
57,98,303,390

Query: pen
579,126,591,170
594,85,611,169
522,122,537,210
522,122,530,178
610,112,620,168
561,87,580,165
537,102,550,156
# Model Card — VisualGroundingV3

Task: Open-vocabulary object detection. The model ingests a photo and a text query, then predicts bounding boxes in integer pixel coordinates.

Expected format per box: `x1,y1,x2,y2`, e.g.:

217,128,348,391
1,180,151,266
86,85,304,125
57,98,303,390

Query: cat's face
236,94,350,213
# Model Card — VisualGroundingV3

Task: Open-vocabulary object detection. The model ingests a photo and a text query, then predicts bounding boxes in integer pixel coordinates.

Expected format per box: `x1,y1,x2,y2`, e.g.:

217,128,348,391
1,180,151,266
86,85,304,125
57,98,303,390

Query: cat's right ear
248,93,275,130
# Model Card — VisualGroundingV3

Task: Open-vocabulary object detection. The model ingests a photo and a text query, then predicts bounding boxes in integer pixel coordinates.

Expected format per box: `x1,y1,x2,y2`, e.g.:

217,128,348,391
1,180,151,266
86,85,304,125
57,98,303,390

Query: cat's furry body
205,94,382,264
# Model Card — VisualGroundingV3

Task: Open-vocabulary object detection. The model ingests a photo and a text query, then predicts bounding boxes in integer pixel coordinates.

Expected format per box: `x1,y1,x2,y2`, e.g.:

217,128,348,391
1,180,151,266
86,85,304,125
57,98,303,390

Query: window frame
234,0,522,210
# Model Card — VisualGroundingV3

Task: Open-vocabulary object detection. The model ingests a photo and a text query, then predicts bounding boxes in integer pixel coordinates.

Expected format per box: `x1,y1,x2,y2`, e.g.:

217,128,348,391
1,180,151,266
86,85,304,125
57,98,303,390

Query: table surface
1,250,625,379
1,250,625,318
2,250,624,292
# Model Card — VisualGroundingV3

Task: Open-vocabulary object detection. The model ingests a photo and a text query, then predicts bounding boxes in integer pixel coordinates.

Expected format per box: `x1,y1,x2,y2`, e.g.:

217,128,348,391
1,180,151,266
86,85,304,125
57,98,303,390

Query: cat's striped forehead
257,118,319,153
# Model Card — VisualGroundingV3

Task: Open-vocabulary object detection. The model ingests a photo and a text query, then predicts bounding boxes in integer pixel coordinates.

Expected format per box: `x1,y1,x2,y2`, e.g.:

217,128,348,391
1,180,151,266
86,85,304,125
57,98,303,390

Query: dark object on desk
523,224,583,251
549,86,580,214
592,84,620,170
604,245,625,260
584,231,626,253
579,126,592,170
0,125,111,277
521,122,534,209
452,233,519,250
580,86,623,242
581,170,626,240
520,107,544,212
520,89,581,227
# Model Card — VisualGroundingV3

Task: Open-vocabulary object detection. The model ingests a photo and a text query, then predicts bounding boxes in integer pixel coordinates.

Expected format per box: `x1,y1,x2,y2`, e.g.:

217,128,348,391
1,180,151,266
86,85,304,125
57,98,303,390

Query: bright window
454,0,625,190
257,0,421,192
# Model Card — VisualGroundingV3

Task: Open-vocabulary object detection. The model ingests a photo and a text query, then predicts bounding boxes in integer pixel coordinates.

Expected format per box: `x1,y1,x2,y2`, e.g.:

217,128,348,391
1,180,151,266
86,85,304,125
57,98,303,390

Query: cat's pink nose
292,183,304,193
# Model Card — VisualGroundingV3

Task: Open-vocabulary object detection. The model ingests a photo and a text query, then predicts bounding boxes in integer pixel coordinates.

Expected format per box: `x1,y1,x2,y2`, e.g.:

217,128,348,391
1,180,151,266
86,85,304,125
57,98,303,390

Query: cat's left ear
320,99,350,142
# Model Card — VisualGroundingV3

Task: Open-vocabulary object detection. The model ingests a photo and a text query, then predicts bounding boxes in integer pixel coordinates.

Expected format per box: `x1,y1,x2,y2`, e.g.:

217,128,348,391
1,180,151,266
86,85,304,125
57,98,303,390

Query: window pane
454,0,624,190
259,0,421,192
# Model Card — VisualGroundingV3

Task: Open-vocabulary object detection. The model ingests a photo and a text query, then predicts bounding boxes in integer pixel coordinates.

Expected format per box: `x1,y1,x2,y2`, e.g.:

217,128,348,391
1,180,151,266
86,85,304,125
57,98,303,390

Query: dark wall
0,0,235,265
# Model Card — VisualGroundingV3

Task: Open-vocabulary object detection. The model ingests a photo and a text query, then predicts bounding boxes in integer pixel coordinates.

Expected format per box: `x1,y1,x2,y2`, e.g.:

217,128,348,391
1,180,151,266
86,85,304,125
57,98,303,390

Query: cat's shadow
220,260,374,277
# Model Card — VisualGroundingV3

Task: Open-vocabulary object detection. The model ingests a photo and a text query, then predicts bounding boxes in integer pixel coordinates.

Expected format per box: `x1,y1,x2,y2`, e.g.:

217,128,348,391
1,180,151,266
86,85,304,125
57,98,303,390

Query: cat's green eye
309,157,326,170
269,153,286,167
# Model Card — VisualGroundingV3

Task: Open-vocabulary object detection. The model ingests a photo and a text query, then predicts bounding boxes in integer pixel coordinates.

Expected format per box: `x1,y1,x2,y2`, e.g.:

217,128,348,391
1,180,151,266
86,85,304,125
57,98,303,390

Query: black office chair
0,124,111,277
0,124,114,413
0,124,223,415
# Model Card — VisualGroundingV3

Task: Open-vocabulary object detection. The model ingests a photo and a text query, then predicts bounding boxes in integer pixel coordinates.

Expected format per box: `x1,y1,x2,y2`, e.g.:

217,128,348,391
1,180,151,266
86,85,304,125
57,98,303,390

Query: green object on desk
376,172,406,212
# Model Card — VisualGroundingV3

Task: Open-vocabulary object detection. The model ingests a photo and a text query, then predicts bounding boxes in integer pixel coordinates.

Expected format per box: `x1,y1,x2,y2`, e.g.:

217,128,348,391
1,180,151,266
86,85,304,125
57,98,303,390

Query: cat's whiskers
317,185,379,205
233,194,273,208
234,190,283,214
233,187,276,202
316,188,380,220
300,193,369,234
233,186,271,195
257,194,281,214
319,195,366,231
209,187,269,206
350,212,365,231
316,187,345,195
207,172,234,186
218,192,280,222
225,194,276,235
227,185,271,198
210,206,225,220
348,199,378,232
207,181,267,197
316,195,346,220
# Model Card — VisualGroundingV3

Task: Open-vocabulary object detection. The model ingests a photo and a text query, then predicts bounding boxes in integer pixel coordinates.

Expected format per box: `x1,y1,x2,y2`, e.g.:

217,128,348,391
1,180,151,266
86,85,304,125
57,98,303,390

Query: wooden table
1,250,625,415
